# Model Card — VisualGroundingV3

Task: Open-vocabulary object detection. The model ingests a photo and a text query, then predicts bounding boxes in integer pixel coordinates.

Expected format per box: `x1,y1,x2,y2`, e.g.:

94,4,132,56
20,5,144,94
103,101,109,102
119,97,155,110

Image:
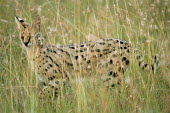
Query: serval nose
24,41,29,46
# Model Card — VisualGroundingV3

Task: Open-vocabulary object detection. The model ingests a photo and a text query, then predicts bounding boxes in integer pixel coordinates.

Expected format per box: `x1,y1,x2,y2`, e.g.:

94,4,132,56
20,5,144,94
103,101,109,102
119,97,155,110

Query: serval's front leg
39,77,67,98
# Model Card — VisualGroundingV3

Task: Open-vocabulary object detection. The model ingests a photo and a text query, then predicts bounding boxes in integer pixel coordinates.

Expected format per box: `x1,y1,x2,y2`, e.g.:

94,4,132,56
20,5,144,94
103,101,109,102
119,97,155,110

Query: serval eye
21,36,24,40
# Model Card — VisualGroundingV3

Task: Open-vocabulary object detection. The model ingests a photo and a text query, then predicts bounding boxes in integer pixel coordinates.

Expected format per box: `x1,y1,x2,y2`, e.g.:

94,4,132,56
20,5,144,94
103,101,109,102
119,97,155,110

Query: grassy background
0,0,169,113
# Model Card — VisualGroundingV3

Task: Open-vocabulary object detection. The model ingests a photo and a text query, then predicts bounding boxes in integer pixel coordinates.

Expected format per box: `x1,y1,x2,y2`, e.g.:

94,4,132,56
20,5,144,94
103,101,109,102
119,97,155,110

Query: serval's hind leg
101,70,123,89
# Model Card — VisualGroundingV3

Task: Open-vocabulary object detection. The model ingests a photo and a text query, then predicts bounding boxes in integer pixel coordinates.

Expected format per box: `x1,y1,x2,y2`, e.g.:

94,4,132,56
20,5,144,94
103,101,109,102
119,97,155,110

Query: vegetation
0,0,169,112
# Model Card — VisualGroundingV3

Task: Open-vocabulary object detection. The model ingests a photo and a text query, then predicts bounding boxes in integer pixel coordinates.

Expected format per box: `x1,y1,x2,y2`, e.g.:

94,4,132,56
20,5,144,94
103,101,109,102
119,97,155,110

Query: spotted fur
15,16,159,98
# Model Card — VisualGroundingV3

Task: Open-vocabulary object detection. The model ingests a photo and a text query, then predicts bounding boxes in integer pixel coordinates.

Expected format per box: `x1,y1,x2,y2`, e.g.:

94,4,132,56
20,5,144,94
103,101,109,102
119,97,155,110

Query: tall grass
0,0,169,113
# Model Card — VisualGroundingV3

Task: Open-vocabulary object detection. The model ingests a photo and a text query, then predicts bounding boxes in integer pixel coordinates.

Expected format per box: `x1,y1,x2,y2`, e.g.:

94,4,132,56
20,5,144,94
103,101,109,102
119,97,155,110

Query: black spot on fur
113,72,118,77
111,84,115,87
58,49,64,52
109,71,113,76
48,76,55,80
69,46,75,49
49,64,53,67
99,54,102,57
96,49,100,52
122,57,126,61
151,65,154,71
87,60,91,64
75,56,78,60
99,42,105,45
110,59,113,64
127,49,130,53
53,70,58,73
120,41,124,44
48,56,60,67
139,61,142,66
80,50,83,52
45,69,48,72
80,45,84,47
81,55,84,58
53,51,57,54
42,82,46,86
144,64,148,68
126,60,130,65
124,47,127,49
154,56,157,61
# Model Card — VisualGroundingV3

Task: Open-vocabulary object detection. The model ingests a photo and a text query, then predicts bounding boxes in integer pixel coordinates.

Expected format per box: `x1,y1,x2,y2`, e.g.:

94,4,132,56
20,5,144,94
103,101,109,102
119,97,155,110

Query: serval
15,16,159,98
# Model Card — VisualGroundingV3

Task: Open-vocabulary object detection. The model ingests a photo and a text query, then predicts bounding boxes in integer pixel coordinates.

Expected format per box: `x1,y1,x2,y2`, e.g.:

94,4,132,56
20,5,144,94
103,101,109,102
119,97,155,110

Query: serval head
15,16,44,48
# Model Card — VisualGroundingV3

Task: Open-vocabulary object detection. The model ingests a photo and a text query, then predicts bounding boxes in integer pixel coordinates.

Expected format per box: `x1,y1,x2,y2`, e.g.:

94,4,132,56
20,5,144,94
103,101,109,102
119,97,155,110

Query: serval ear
31,15,41,33
15,17,29,31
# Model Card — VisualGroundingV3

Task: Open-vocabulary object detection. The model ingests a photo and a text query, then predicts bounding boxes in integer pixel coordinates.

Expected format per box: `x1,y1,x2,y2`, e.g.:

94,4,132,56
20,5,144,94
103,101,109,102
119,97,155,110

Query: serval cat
15,16,159,98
